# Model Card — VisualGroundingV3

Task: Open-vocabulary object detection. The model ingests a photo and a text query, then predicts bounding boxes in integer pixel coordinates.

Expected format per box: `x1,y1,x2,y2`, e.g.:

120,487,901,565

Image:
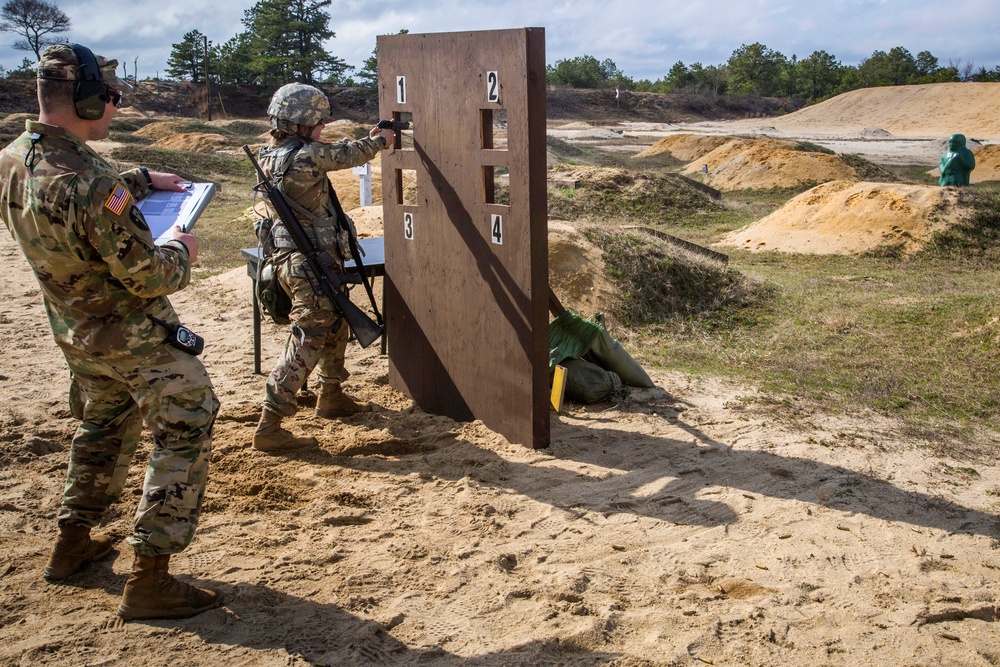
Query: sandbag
561,358,628,404
549,310,602,369
589,315,654,388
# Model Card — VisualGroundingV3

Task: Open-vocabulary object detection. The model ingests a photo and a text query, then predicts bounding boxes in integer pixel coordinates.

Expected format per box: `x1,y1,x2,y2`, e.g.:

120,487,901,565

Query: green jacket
0,120,191,357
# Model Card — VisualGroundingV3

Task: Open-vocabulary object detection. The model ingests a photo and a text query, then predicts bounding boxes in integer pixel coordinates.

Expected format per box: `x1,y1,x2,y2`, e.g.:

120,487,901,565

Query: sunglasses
107,88,123,108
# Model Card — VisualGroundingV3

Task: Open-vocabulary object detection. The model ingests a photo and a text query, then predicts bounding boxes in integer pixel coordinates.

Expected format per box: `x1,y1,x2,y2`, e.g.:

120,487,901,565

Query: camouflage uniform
259,133,383,417
0,118,219,557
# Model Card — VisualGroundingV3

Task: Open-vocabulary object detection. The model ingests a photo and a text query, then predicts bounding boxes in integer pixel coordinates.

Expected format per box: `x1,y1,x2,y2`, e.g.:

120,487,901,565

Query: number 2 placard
486,71,499,103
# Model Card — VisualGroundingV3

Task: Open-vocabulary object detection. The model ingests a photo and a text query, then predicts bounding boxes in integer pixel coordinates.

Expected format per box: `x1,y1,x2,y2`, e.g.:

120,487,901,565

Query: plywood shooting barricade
378,28,550,449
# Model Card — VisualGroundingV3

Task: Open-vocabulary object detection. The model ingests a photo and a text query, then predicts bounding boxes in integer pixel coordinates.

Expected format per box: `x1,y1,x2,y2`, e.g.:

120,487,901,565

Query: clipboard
135,182,216,244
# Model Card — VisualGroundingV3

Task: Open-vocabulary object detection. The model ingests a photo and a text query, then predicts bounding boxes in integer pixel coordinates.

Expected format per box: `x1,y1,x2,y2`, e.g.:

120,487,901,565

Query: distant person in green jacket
938,133,976,186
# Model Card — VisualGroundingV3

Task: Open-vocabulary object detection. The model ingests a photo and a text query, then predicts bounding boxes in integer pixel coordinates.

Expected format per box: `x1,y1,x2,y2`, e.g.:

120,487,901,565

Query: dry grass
585,228,773,326
552,136,1000,450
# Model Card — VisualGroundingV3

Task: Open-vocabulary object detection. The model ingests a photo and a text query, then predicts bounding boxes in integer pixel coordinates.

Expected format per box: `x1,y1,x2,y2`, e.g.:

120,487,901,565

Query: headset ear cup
69,43,108,121
74,79,107,120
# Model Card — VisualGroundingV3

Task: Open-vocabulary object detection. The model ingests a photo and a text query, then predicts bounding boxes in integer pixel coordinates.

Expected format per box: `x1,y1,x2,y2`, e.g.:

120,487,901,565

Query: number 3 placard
404,212,414,240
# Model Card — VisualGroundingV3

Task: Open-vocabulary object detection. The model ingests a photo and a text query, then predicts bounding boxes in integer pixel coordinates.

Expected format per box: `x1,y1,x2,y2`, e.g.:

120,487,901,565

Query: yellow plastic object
550,364,567,413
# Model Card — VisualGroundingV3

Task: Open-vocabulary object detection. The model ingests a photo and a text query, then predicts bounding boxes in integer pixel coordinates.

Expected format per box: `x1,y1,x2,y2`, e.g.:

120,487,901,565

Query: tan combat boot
315,384,373,419
118,554,223,621
252,408,318,451
44,524,115,581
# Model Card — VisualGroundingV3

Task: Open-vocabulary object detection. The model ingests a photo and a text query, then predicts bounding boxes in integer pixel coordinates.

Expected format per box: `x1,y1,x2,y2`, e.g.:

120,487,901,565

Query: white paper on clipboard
135,182,216,244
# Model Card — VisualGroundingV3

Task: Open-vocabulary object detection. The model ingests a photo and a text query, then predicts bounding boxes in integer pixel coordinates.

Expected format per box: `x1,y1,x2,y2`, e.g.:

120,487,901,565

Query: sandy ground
3,82,1000,666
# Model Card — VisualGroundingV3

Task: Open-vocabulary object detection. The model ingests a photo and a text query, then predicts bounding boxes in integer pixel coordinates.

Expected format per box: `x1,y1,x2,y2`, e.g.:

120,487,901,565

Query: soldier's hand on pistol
370,126,395,150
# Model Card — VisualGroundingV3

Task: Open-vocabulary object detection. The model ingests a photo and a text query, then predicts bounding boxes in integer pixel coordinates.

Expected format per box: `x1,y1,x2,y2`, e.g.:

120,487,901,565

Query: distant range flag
615,86,619,99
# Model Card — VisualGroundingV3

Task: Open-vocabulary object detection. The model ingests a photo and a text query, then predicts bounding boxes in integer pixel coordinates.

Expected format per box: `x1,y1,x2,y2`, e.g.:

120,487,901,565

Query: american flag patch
104,185,131,216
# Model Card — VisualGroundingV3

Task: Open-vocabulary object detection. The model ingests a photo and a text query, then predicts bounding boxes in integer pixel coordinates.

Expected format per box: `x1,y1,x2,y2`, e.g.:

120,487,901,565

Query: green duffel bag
562,358,628,404
549,310,602,369
589,317,654,388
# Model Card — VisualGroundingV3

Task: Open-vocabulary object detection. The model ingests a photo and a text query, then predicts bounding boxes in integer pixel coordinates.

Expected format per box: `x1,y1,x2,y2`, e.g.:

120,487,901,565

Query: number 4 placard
490,214,503,245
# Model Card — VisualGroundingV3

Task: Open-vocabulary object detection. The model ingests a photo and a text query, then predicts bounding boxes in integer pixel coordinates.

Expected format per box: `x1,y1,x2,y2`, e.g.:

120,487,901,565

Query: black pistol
377,119,411,131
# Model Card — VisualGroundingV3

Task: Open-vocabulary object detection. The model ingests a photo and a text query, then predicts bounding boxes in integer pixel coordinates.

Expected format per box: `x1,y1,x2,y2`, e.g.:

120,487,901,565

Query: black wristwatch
376,135,387,148
140,167,152,188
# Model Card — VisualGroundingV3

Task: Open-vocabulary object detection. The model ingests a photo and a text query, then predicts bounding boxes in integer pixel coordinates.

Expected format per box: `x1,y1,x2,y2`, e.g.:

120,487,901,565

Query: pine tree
241,0,348,84
166,30,207,83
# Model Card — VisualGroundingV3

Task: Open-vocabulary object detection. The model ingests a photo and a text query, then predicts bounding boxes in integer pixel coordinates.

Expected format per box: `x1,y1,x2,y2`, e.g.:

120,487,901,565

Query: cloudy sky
1,0,997,81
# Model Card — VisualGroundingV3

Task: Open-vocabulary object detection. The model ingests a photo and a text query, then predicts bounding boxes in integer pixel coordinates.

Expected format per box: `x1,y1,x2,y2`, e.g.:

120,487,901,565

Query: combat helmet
267,83,335,132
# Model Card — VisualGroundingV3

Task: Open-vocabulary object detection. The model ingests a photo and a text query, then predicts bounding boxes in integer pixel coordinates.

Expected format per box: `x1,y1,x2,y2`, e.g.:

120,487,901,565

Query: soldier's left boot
315,384,372,419
44,524,115,581
117,554,223,621
252,409,318,451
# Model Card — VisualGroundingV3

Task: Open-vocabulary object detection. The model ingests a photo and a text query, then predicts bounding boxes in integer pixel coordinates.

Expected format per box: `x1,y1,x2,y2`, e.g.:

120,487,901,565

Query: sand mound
861,128,894,138
726,82,1000,138
632,133,732,161
327,168,377,211
681,139,856,191
134,121,186,139
329,164,418,211
556,121,592,130
344,205,384,238
548,220,618,319
321,119,370,141
0,112,33,134
206,118,269,133
970,144,1000,182
115,106,146,118
719,180,964,254
152,132,232,152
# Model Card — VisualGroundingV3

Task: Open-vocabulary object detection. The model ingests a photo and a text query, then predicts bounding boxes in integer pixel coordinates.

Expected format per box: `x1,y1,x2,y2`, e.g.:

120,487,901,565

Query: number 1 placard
397,76,407,104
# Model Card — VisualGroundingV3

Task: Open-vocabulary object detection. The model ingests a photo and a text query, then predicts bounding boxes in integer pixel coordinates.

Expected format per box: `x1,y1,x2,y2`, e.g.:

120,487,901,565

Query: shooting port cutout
379,28,549,449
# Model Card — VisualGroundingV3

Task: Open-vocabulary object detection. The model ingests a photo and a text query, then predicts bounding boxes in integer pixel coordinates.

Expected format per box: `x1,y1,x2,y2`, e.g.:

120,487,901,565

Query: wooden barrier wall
378,28,549,448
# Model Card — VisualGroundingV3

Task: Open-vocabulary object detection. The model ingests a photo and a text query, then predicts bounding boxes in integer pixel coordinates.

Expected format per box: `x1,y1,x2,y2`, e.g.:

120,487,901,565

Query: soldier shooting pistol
242,144,384,349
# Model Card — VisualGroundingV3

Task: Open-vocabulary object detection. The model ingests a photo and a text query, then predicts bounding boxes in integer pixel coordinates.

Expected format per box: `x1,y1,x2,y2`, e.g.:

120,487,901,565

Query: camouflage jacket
261,135,383,218
259,135,382,257
0,120,191,357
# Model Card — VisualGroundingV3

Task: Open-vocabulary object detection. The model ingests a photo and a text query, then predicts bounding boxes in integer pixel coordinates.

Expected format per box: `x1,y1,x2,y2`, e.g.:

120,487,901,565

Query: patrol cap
267,83,335,128
37,43,129,90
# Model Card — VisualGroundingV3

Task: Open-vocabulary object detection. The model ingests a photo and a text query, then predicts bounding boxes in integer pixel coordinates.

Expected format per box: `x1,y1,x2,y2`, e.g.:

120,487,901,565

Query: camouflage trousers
61,343,218,556
263,250,349,417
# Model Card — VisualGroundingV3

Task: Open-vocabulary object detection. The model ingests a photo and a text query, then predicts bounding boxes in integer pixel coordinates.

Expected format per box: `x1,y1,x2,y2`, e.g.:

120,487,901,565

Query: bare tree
947,58,977,82
0,0,70,61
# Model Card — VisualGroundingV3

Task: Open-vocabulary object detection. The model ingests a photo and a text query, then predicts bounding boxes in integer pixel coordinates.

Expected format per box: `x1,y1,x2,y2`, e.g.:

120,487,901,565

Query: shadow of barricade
139,580,628,666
